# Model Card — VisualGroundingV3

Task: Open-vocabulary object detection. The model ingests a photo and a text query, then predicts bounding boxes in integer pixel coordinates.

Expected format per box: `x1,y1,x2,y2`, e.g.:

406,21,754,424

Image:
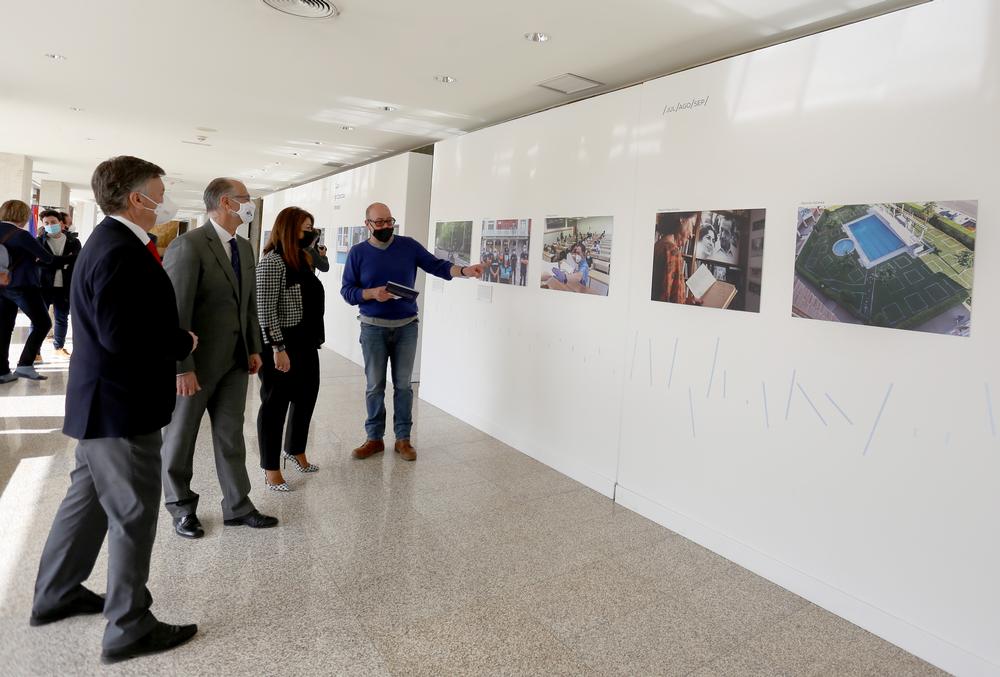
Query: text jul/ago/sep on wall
663,96,710,115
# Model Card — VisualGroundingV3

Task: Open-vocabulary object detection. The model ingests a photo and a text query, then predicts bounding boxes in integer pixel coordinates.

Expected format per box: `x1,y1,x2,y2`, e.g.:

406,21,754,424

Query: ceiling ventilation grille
261,0,339,19
323,161,346,168
537,73,604,95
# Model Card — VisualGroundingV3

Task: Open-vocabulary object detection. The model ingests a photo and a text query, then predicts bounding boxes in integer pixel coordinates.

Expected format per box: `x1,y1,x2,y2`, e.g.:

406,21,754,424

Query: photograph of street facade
434,220,474,267
792,201,977,336
335,225,368,264
480,219,531,285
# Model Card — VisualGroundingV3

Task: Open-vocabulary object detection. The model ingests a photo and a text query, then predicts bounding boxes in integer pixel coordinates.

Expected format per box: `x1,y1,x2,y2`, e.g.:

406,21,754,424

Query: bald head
365,202,392,222
204,177,247,212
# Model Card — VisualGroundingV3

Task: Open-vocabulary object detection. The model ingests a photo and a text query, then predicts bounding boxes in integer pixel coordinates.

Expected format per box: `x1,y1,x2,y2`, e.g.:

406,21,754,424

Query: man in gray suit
161,178,278,537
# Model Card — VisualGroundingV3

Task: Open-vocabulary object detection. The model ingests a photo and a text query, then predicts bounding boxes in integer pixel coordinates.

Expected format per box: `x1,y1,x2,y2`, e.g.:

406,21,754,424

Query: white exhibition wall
419,1,1000,675
261,152,433,375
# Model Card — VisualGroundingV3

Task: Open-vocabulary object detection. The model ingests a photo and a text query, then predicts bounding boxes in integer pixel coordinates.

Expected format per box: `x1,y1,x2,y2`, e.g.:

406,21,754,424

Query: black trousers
256,332,320,471
0,285,51,373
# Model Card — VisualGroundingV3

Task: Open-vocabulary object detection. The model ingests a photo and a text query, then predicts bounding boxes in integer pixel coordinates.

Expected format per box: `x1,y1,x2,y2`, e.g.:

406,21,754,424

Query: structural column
40,180,70,210
0,152,33,203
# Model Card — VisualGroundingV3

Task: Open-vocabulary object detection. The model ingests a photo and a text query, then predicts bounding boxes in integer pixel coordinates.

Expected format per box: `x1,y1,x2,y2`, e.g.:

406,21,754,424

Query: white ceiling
0,0,928,215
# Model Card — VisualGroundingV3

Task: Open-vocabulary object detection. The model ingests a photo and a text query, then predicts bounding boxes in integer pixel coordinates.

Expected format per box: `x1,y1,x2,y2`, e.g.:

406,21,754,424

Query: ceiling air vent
261,0,339,19
537,73,604,95
323,161,346,168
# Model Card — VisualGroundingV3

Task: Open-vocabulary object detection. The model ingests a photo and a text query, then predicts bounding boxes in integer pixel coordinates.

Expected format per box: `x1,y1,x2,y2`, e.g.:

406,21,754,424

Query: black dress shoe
223,509,278,529
173,514,204,539
29,586,105,626
101,621,197,664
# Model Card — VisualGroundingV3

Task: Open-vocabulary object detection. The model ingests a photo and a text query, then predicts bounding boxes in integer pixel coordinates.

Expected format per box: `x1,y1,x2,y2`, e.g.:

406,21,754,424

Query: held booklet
385,280,419,300
686,264,737,309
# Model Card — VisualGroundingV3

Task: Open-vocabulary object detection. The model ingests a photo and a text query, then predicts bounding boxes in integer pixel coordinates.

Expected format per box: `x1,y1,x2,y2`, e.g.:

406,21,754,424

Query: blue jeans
359,320,419,441
43,288,71,349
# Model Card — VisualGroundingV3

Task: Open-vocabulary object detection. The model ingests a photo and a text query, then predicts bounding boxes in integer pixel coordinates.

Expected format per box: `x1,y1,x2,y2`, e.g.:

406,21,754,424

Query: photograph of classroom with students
540,216,613,296
793,201,977,336
334,225,368,264
434,220,474,267
480,219,531,285
650,209,766,312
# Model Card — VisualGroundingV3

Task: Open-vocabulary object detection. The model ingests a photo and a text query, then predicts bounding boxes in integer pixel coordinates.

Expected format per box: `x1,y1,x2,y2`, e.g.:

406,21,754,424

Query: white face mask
229,198,255,226
140,192,178,226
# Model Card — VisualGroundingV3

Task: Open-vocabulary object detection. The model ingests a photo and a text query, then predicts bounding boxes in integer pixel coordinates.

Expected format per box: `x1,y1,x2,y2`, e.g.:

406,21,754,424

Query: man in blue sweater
341,202,485,461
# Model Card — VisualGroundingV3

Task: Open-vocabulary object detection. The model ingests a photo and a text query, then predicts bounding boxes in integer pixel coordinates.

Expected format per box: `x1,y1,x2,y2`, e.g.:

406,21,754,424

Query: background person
256,206,324,491
651,211,701,305
0,199,53,382
340,202,484,463
36,209,81,358
160,178,277,538
31,155,199,664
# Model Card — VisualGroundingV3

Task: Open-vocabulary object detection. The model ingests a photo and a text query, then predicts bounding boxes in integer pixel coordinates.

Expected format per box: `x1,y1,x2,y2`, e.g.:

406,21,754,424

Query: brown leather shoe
352,439,384,459
394,439,417,462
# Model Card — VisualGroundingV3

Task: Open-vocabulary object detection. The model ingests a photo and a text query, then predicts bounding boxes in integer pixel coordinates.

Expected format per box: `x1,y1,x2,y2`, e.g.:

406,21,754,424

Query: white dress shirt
210,218,240,260
109,214,151,245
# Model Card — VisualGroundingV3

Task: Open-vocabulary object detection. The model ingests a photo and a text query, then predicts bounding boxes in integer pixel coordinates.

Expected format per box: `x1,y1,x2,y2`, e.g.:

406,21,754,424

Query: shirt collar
109,214,150,245
209,218,237,245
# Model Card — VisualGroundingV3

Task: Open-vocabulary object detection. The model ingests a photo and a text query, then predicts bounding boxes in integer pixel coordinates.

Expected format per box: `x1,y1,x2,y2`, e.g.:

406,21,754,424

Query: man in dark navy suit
30,155,200,664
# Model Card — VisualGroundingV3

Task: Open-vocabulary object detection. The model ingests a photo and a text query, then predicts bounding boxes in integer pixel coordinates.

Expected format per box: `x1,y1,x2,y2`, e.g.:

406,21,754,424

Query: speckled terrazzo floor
0,320,944,676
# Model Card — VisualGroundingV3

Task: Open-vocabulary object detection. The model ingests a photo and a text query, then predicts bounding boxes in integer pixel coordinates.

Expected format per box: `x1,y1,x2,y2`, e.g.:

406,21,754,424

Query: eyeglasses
367,218,396,228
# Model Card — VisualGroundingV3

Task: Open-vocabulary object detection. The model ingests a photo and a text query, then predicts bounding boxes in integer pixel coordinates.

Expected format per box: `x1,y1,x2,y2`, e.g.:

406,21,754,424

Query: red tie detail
146,240,162,265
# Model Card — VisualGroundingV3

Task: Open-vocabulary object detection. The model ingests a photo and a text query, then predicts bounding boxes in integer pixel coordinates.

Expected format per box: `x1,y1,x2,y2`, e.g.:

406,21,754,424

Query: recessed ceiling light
524,32,550,42
261,0,339,19
45,53,67,60
69,107,84,112
434,75,456,84
290,151,300,156
341,125,355,131
312,140,323,145
381,105,397,112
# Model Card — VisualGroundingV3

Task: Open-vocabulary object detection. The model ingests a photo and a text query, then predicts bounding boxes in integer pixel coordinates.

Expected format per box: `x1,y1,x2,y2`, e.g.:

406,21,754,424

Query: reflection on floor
0,332,943,675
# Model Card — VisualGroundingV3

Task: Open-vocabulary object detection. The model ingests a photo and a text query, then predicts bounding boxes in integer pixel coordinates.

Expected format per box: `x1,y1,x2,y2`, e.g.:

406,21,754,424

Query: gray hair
203,177,238,211
91,156,164,215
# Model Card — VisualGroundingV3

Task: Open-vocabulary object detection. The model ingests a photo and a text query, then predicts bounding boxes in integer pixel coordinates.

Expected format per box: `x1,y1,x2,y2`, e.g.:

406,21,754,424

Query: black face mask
299,230,319,248
371,227,393,243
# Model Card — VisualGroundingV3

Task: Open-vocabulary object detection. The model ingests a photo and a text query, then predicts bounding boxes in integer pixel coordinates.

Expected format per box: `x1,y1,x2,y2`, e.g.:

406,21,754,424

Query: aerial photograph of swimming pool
792,201,978,337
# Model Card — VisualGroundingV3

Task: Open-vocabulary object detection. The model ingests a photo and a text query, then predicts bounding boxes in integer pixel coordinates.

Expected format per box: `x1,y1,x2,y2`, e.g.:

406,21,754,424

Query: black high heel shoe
282,451,319,473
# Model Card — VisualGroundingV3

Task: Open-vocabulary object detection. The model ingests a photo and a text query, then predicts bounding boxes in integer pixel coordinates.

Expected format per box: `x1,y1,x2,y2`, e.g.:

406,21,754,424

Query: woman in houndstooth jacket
255,206,325,491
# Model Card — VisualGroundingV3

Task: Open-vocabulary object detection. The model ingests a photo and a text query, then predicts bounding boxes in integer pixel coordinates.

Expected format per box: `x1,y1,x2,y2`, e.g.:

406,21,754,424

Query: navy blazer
0,221,52,288
64,217,194,439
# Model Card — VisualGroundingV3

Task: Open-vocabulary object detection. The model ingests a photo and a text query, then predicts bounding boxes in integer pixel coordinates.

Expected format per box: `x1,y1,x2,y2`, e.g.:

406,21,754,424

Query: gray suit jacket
163,222,263,384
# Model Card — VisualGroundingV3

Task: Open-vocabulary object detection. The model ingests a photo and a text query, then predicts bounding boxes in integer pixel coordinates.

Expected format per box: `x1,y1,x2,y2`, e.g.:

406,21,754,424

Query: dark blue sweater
340,236,452,319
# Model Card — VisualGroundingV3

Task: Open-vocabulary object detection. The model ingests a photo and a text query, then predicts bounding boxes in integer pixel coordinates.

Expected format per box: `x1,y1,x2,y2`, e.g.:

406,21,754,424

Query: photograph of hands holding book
650,209,766,312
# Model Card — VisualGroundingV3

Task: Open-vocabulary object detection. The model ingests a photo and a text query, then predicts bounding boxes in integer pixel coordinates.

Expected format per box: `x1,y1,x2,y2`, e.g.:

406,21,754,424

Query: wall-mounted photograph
434,220,474,267
650,209,766,312
335,225,368,264
480,219,531,285
540,216,613,296
792,201,977,336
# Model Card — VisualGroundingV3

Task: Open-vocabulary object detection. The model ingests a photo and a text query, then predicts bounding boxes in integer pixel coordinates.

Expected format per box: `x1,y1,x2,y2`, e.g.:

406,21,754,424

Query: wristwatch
272,344,286,353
